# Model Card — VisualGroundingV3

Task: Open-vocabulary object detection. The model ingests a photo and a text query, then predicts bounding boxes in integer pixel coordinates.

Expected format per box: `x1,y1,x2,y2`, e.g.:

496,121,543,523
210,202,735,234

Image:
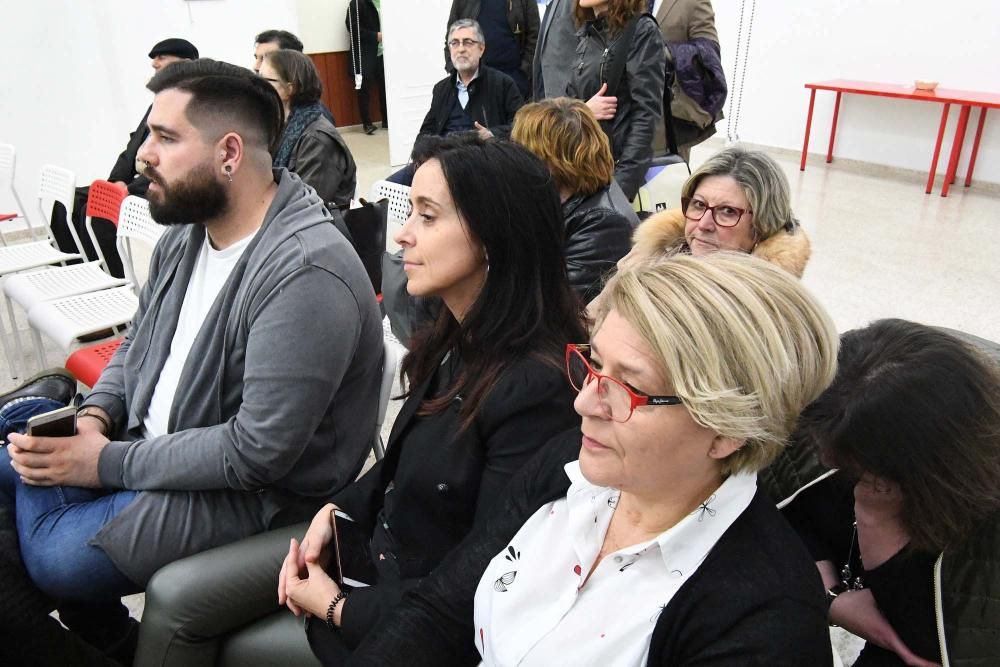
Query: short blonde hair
512,97,614,196
593,253,838,475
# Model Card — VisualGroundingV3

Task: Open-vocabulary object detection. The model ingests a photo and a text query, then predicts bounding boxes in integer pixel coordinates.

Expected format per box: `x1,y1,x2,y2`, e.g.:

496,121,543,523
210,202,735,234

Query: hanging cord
350,0,364,89
726,0,755,143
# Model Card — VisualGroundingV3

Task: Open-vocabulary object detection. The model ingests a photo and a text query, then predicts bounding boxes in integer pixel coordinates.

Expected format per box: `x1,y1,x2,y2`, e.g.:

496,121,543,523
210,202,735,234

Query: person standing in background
532,0,576,99
346,0,388,135
447,0,539,100
654,0,726,161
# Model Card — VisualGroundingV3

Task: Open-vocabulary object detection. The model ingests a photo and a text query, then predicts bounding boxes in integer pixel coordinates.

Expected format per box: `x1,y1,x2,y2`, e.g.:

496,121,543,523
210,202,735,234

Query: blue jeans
0,397,140,643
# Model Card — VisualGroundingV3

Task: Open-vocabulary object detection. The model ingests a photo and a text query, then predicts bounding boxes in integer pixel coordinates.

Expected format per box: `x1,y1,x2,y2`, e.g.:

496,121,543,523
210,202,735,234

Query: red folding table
800,79,1000,196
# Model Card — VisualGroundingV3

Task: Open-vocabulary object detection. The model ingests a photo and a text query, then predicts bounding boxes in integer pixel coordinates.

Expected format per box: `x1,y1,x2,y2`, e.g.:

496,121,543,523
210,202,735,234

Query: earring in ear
223,165,233,184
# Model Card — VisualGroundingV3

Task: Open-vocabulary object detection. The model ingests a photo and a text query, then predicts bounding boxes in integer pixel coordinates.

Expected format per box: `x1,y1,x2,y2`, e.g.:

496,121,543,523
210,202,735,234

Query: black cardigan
346,428,834,666
325,355,578,650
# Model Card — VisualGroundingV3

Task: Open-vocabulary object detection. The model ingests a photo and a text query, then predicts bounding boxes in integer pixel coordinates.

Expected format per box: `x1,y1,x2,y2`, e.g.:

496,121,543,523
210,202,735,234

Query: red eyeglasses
565,344,683,423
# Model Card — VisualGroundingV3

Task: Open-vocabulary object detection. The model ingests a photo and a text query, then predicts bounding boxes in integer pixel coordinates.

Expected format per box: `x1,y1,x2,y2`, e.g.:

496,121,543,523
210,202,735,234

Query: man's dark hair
265,50,323,107
796,318,1000,552
254,29,304,51
147,59,284,156
401,134,587,430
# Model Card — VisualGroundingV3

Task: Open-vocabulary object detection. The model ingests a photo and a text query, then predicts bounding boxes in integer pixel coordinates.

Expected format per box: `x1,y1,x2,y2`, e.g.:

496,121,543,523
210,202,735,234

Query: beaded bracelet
326,591,348,629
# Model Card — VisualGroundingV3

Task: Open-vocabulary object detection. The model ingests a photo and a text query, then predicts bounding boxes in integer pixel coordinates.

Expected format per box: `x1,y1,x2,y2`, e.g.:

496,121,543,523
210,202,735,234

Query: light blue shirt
456,69,480,109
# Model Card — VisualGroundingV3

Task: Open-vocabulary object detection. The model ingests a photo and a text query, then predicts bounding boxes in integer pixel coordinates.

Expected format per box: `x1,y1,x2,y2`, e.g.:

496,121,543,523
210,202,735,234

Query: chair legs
3,292,28,378
31,326,48,371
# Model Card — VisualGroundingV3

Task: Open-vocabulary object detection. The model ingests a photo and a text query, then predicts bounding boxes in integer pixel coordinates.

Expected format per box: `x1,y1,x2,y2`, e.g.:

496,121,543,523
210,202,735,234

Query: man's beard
145,161,228,226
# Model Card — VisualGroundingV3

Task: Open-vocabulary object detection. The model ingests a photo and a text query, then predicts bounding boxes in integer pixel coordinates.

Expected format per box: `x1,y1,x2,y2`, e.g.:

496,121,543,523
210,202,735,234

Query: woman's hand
586,83,618,120
830,588,940,667
283,537,343,620
278,503,337,610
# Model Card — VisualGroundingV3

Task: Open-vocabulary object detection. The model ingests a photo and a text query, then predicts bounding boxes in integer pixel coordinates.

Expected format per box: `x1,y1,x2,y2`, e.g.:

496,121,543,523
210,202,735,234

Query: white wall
0,0,298,224
382,0,453,166
713,0,1000,185
296,0,351,53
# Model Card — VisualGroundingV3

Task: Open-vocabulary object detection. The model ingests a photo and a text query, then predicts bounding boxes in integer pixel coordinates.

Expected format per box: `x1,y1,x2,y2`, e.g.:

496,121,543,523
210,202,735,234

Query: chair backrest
0,144,15,187
117,195,165,290
372,338,403,461
86,180,128,222
84,180,130,272
369,180,410,225
37,164,80,250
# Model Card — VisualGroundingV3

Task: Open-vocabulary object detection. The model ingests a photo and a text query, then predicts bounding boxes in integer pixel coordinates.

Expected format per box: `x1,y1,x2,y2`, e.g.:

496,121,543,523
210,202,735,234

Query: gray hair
447,18,485,44
681,146,797,241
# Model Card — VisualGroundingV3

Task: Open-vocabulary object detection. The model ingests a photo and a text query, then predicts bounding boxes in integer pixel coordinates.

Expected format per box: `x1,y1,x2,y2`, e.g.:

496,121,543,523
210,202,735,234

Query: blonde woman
349,252,840,666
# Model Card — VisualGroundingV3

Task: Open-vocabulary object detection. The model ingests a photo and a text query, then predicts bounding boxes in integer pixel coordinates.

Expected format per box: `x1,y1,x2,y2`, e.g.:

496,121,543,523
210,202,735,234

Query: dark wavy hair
147,58,284,155
254,29,304,51
401,134,587,428
796,319,1000,552
264,49,324,107
574,0,646,33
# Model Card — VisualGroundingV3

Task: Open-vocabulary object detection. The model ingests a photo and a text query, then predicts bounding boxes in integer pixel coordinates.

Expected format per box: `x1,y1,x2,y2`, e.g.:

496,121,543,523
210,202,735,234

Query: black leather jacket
419,66,524,139
566,15,664,201
563,181,638,303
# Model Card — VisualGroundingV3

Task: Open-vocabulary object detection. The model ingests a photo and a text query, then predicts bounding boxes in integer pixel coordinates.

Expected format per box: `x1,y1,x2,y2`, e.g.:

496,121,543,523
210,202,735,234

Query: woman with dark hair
277,134,587,663
260,49,357,206
512,97,638,302
567,0,664,201
783,319,1000,666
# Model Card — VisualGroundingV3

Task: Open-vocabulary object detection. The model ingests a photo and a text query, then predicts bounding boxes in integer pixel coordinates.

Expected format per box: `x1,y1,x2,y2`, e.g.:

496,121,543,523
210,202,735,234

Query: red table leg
926,103,951,194
826,91,842,163
942,105,971,197
800,89,816,171
964,107,988,188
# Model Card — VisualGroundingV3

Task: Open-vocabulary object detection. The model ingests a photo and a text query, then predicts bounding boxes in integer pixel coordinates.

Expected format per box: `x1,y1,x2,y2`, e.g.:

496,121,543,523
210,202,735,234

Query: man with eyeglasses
386,19,523,185
446,0,539,99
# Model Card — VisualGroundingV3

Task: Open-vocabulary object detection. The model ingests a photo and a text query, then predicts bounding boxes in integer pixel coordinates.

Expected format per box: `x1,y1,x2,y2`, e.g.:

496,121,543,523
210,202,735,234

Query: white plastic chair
373,322,405,461
2,181,129,378
0,144,36,244
369,180,410,248
24,196,163,368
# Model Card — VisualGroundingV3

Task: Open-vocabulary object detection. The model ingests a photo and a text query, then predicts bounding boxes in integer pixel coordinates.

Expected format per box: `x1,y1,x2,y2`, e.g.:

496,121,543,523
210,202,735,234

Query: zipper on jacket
599,47,610,85
933,553,950,667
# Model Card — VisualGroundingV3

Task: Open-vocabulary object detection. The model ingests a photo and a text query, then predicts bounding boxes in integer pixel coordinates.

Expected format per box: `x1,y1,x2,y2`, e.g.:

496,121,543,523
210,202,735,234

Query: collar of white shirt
563,461,758,578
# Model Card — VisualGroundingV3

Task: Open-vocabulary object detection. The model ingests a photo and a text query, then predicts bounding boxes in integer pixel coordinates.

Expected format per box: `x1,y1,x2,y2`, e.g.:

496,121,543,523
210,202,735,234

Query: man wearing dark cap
64,38,200,279
108,38,200,193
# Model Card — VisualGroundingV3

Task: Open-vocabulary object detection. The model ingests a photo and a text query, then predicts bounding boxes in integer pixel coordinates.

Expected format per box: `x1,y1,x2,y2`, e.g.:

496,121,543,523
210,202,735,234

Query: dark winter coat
345,0,381,79
286,115,357,208
562,180,638,303
419,66,524,139
566,15,665,201
316,354,578,651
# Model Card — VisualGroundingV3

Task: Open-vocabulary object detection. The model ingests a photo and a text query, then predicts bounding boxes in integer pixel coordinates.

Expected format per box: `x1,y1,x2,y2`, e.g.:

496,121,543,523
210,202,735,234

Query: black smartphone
329,510,376,589
25,406,77,437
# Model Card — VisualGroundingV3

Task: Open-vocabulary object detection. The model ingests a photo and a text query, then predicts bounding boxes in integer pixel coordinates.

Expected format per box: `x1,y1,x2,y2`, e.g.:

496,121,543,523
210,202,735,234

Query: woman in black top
277,134,587,662
784,319,1000,667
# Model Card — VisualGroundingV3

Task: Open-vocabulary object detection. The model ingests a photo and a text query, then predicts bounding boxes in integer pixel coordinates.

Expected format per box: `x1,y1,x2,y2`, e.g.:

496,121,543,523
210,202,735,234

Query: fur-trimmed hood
631,209,811,278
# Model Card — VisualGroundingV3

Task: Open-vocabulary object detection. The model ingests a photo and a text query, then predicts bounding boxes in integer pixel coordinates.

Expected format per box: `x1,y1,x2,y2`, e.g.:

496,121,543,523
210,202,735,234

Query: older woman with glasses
260,49,357,207
621,145,812,279
346,252,840,666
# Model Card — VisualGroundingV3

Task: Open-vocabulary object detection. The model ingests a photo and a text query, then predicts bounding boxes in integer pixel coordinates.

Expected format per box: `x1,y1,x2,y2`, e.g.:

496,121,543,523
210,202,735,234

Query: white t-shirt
473,462,757,666
141,231,257,439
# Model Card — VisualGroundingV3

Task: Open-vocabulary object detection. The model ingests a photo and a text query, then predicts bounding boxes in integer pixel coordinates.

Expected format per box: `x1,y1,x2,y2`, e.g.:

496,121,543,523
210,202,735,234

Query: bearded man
0,59,382,662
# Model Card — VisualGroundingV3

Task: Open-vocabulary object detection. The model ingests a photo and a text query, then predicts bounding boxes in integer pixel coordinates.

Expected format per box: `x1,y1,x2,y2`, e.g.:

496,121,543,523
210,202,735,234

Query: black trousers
356,55,388,127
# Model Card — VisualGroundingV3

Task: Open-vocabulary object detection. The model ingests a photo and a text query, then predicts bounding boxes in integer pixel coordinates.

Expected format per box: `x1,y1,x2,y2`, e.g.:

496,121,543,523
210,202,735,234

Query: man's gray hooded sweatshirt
82,170,383,585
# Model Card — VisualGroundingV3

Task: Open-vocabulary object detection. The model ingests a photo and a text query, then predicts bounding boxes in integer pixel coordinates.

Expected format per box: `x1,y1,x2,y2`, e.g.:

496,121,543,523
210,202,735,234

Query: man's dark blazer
419,65,524,139
108,106,151,195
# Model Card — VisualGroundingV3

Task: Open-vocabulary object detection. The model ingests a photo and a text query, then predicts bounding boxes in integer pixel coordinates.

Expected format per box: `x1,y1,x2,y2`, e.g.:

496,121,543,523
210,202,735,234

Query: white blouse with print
473,461,758,666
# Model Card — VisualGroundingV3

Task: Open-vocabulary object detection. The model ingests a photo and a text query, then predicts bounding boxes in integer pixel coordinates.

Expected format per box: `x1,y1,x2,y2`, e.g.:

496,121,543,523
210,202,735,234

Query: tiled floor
8,128,999,637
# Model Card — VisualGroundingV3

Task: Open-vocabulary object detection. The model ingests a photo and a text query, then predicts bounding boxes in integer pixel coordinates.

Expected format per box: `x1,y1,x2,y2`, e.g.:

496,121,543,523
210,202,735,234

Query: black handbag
338,198,388,295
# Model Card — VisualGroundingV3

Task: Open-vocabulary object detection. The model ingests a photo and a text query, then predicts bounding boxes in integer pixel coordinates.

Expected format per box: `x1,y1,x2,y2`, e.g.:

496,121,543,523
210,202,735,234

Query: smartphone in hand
329,510,376,589
26,406,77,437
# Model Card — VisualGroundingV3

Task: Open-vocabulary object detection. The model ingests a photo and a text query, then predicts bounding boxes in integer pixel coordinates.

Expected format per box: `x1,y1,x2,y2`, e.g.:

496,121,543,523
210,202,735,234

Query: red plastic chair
65,338,123,388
